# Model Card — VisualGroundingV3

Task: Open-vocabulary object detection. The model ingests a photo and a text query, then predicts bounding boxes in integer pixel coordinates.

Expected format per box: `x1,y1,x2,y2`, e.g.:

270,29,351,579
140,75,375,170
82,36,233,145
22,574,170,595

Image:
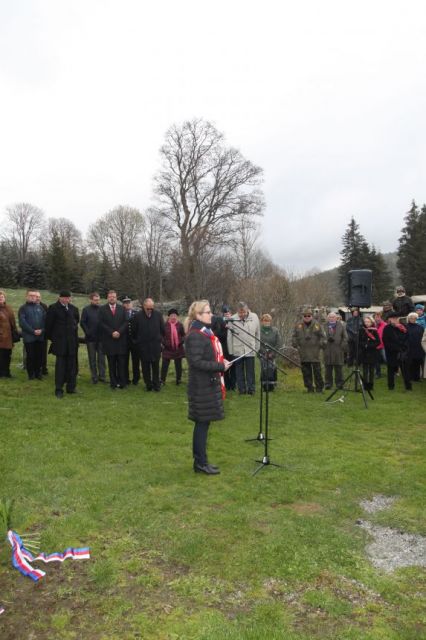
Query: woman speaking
185,300,231,475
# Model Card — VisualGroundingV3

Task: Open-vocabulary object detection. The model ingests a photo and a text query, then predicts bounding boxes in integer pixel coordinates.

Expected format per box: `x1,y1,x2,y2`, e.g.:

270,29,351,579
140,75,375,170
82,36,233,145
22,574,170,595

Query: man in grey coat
323,312,347,389
292,308,326,393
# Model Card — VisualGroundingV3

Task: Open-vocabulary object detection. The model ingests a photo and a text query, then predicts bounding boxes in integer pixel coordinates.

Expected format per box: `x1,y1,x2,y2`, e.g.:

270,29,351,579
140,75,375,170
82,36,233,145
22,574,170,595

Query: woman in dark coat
259,313,282,391
406,312,425,382
161,308,185,385
357,316,380,391
184,300,231,475
0,290,18,378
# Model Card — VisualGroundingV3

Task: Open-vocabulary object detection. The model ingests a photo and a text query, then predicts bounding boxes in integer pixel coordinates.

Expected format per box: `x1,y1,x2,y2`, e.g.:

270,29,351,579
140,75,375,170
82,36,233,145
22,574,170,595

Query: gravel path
358,495,426,572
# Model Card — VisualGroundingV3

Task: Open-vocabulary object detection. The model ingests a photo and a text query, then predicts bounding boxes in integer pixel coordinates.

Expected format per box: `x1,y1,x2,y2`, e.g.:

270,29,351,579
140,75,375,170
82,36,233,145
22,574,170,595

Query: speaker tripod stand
326,314,374,409
325,364,373,408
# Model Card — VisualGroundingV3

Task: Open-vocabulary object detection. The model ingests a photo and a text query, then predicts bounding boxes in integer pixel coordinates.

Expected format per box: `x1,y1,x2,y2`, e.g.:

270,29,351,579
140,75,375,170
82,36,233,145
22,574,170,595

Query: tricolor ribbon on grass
7,530,90,582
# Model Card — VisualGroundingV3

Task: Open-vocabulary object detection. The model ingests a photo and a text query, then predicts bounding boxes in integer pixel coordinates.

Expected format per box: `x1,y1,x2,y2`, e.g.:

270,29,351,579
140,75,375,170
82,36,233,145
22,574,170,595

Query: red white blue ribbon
7,530,90,582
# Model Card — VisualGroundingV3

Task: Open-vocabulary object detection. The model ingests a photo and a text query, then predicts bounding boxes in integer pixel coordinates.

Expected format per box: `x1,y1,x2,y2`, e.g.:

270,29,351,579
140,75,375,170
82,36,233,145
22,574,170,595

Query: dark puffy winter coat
185,327,225,423
357,326,380,365
45,301,79,356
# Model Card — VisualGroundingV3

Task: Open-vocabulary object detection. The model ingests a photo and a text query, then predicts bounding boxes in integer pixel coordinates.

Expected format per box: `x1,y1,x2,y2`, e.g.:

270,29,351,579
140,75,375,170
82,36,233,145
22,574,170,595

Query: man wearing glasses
131,298,165,392
292,308,326,393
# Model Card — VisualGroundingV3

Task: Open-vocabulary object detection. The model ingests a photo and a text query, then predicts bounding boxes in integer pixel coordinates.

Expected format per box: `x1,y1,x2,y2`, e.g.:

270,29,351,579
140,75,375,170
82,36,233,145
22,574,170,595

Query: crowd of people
0,291,278,398
1,287,425,399
1,286,425,475
291,286,426,393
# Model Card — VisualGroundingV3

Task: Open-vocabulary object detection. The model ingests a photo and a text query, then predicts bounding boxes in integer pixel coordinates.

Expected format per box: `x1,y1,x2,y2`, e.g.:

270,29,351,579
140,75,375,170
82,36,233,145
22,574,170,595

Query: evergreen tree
46,230,71,291
92,256,116,297
338,218,370,302
21,254,48,289
369,246,393,303
0,242,18,287
397,200,426,294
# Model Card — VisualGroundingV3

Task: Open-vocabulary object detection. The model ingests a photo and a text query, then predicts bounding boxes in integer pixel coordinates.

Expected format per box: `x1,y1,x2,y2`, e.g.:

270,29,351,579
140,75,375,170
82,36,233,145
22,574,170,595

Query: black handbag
11,327,21,343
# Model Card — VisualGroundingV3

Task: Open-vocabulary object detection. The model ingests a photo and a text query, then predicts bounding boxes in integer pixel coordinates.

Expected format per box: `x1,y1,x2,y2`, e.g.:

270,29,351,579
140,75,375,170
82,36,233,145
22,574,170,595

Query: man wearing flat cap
292,308,326,393
392,286,414,318
45,290,80,398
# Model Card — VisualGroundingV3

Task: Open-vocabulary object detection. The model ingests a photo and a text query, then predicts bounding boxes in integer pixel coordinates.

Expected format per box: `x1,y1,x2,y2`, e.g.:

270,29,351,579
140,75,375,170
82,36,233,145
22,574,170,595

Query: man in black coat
45,290,80,398
80,292,106,384
131,297,165,391
392,286,414,318
383,311,411,390
98,290,128,389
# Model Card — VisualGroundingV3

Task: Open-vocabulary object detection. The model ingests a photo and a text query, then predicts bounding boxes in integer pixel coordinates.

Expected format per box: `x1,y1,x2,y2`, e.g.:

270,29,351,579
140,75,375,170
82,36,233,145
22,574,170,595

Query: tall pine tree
338,218,370,302
397,200,426,294
369,246,393,303
45,230,72,291
339,218,392,304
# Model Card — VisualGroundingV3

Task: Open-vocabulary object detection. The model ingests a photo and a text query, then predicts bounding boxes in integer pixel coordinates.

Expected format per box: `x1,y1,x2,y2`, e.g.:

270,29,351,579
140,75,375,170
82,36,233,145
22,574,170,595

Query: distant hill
293,252,399,307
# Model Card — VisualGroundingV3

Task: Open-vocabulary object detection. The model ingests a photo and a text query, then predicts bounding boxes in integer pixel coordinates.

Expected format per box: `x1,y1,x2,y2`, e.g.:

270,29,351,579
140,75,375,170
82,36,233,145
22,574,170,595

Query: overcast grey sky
1,1,425,272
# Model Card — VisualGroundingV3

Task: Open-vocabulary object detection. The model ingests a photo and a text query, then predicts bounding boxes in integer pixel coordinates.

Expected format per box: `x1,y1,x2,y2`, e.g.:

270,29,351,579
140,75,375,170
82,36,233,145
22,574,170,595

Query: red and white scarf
192,326,226,399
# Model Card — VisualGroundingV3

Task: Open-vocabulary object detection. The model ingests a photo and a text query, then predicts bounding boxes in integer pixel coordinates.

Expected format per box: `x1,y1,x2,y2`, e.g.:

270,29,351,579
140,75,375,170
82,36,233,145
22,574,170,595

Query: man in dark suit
80,291,106,384
45,290,80,398
122,297,140,385
131,297,165,391
98,290,128,389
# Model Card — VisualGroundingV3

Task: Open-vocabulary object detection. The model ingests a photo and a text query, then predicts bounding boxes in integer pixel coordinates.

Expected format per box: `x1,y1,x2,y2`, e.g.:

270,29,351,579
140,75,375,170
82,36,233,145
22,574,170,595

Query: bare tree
230,214,262,280
154,119,264,300
88,205,145,269
2,202,45,261
45,217,82,252
144,208,170,274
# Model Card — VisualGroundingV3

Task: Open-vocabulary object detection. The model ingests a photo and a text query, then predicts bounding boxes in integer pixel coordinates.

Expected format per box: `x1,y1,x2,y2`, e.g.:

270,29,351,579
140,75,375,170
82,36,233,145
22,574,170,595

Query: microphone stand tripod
227,322,286,475
252,348,284,475
227,320,299,442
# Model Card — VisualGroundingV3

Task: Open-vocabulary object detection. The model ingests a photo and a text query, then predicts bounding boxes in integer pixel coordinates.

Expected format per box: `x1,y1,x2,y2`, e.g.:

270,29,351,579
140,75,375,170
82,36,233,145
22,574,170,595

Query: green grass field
1,289,426,639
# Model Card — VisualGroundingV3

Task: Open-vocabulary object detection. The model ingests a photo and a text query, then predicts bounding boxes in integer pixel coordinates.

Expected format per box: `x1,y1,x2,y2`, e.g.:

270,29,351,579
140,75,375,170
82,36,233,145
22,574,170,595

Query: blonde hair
261,313,272,322
407,312,419,322
184,300,210,333
363,315,374,326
